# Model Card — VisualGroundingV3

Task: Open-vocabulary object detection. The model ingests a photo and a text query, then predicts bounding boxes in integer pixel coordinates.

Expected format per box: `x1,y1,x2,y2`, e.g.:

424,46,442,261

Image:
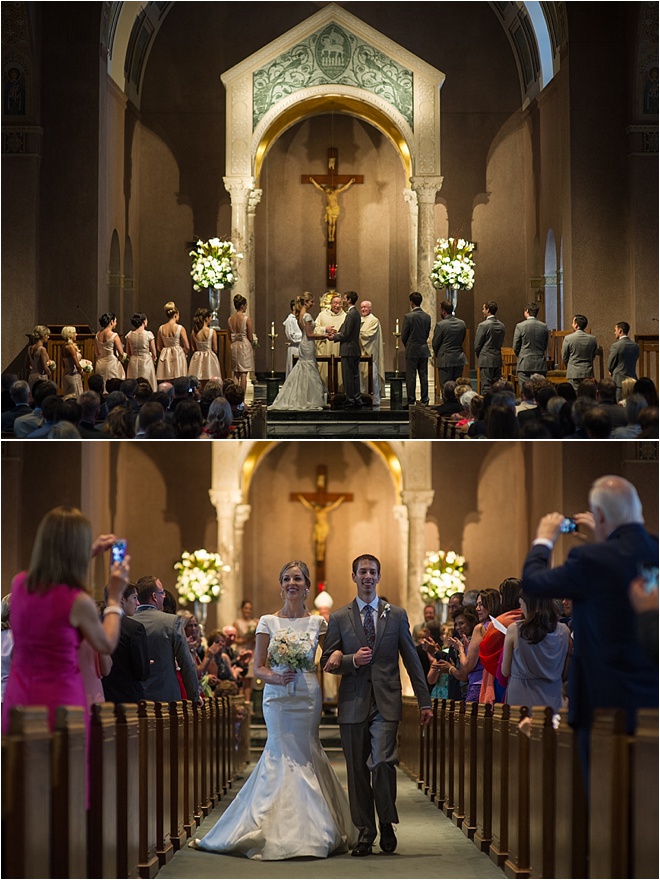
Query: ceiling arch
101,2,566,112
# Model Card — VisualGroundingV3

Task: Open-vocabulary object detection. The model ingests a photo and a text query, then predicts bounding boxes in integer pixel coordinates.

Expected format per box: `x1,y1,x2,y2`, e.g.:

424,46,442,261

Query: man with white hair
522,475,658,788
359,301,385,408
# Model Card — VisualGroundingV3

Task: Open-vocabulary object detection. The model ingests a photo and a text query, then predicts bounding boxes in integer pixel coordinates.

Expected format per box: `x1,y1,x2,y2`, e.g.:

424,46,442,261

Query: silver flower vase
445,285,459,313
208,287,221,329
193,599,208,628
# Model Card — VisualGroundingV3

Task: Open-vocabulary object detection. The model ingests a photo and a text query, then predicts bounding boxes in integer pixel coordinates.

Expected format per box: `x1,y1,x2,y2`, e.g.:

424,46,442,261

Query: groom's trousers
340,700,399,843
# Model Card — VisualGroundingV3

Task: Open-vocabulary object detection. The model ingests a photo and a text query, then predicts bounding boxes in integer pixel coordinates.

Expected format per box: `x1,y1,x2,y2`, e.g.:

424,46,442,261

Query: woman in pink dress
156,301,189,381
1,506,129,738
189,308,222,389
228,294,254,393
126,312,158,391
95,312,126,391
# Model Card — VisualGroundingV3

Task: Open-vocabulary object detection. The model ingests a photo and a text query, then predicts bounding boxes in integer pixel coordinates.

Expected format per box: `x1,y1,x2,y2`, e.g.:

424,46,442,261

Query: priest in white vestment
359,301,386,407
283,298,303,376
315,293,344,390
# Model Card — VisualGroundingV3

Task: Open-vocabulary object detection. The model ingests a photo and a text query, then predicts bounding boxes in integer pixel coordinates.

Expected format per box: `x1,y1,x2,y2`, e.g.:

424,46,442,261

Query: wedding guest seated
61,398,82,429
515,380,537,416
200,381,224,419
565,396,597,438
135,401,165,437
583,406,612,439
14,380,58,437
597,378,628,429
433,381,462,416
102,405,136,438
619,376,637,405
27,394,65,437
99,388,127,421
134,379,153,411
120,378,139,412
203,397,233,439
87,373,105,400
102,582,150,704
1,380,32,433
169,376,193,414
48,421,81,439
172,399,204,438
638,407,658,438
77,391,103,438
576,376,598,399
225,383,246,419
144,421,176,438
485,401,521,439
556,382,577,403
634,377,659,408
1,373,18,413
611,394,647,438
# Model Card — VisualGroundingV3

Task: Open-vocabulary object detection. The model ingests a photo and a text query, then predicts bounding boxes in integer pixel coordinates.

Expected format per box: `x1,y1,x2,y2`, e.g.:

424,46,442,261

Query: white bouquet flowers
267,627,316,694
420,550,467,603
190,238,243,292
173,549,230,605
79,358,94,374
430,238,476,290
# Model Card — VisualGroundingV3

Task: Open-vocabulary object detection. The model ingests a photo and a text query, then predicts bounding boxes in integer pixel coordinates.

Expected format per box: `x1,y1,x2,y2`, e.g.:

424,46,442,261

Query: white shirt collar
356,596,379,613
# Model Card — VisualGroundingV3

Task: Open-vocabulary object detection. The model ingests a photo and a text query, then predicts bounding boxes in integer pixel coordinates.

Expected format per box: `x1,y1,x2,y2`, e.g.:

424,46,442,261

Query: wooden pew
554,708,587,879
154,702,173,867
631,708,659,879
87,703,118,879
474,702,493,853
503,706,531,878
589,708,631,879
2,707,52,880
433,699,448,810
462,701,479,840
528,706,556,878
168,702,187,851
137,701,159,878
442,699,457,819
451,700,466,828
51,706,87,880
489,703,511,868
115,703,140,879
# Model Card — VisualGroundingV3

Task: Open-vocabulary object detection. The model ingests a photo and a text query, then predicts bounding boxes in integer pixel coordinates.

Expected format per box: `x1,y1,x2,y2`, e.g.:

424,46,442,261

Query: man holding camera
521,475,658,789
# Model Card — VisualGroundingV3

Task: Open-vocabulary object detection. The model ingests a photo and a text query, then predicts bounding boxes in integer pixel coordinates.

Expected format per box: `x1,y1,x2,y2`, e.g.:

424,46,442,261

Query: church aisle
157,756,503,880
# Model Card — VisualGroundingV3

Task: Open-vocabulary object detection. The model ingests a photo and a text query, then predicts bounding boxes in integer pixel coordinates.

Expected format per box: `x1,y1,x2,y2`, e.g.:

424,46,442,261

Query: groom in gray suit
322,555,432,857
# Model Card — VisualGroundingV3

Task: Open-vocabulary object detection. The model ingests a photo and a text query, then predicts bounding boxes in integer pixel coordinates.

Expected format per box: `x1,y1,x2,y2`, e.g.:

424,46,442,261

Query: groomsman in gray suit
432,299,467,389
607,321,639,399
322,555,432,857
135,575,200,703
401,292,432,406
561,314,598,391
474,300,506,392
512,302,550,383
328,291,363,408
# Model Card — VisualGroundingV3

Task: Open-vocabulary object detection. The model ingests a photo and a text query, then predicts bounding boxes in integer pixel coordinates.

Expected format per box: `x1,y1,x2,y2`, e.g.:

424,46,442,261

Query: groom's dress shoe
351,842,373,857
379,823,397,853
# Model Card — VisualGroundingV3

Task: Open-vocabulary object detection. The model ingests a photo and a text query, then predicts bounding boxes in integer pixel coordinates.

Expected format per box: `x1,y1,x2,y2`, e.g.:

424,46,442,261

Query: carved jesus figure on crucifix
309,176,356,242
295,494,348,563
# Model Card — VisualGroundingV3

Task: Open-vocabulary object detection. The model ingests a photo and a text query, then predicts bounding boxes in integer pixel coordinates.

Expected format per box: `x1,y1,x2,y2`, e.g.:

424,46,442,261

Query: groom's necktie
363,605,375,648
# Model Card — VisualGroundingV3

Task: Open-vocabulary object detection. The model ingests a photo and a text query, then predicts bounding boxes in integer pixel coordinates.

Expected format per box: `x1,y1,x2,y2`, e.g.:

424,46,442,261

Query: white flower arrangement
47,359,57,372
79,358,94,374
420,550,467,603
173,548,230,605
267,627,316,672
430,238,476,290
190,238,243,292
252,333,259,349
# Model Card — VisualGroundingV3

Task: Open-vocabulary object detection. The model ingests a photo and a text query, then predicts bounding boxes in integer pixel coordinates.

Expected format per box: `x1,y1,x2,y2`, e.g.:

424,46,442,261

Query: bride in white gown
269,294,328,411
191,561,356,860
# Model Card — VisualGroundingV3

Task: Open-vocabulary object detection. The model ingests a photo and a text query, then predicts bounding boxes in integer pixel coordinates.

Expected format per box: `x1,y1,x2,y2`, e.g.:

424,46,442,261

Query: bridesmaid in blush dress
61,325,84,398
189,308,222,389
126,312,158,391
26,325,53,390
228,294,254,394
157,301,189,381
94,312,126,391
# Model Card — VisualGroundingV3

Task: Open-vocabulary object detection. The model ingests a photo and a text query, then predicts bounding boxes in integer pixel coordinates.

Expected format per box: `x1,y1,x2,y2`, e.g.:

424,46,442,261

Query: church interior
2,2,658,381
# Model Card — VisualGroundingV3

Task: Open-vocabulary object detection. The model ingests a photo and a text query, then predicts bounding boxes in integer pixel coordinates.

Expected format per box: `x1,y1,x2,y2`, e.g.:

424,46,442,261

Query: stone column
403,187,419,292
208,488,246,626
222,176,257,315
246,188,263,312
410,176,443,403
401,489,435,627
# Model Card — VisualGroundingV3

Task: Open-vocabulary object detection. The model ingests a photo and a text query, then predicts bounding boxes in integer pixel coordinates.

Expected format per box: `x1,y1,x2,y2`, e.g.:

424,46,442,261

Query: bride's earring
280,588,285,599
304,589,309,598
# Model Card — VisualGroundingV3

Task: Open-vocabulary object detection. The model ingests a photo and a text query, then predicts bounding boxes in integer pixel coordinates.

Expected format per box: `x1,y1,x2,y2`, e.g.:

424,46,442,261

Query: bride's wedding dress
269,312,326,410
193,614,356,860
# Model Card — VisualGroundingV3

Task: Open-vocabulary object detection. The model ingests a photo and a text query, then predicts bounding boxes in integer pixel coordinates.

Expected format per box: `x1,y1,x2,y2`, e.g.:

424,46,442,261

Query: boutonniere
380,603,391,620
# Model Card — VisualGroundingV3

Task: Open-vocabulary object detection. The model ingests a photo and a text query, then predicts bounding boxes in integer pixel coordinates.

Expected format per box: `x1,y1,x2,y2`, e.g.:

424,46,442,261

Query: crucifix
290,464,353,590
301,147,364,289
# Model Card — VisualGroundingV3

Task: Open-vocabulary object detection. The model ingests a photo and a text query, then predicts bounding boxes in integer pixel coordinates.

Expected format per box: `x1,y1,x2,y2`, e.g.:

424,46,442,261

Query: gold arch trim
254,95,412,182
241,441,402,502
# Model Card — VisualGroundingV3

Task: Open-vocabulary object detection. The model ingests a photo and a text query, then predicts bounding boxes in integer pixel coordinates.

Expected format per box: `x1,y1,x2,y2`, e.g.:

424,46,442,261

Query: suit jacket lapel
350,599,368,647
373,599,389,654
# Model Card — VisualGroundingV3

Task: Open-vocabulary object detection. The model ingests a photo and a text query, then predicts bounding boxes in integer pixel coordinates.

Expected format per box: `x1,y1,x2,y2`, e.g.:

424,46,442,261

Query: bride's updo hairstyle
164,301,178,320
293,295,306,318
233,294,247,312
99,312,116,328
279,560,311,593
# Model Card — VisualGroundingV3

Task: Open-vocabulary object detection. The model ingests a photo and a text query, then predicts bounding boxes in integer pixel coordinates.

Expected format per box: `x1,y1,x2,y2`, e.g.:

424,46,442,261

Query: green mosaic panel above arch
253,23,413,130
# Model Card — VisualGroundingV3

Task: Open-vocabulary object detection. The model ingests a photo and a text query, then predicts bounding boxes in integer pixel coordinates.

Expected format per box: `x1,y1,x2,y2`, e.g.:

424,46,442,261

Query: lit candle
271,321,275,335
395,318,400,334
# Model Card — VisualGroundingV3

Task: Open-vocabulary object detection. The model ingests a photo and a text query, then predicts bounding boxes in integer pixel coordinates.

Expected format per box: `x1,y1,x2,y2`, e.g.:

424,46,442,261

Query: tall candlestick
271,321,275,335
395,318,400,334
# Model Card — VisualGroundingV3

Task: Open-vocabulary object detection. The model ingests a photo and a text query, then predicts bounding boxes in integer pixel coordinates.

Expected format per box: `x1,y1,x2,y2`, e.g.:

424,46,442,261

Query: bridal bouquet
47,359,57,372
430,238,475,290
268,627,316,694
190,238,243,291
420,550,467,603
174,548,230,605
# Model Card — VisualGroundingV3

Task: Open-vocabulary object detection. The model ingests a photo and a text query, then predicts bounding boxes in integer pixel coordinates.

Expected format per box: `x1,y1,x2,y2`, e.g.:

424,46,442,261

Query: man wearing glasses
135,575,200,703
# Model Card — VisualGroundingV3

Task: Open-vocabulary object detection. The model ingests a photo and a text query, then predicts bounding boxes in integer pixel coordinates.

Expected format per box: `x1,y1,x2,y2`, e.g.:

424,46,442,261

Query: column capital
222,176,257,205
401,489,435,518
410,176,444,204
234,503,252,529
208,488,243,511
402,188,418,208
247,188,263,213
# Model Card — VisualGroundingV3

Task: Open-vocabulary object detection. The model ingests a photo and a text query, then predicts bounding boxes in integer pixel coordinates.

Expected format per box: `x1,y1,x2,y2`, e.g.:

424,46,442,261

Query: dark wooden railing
400,698,658,880
1,695,250,879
